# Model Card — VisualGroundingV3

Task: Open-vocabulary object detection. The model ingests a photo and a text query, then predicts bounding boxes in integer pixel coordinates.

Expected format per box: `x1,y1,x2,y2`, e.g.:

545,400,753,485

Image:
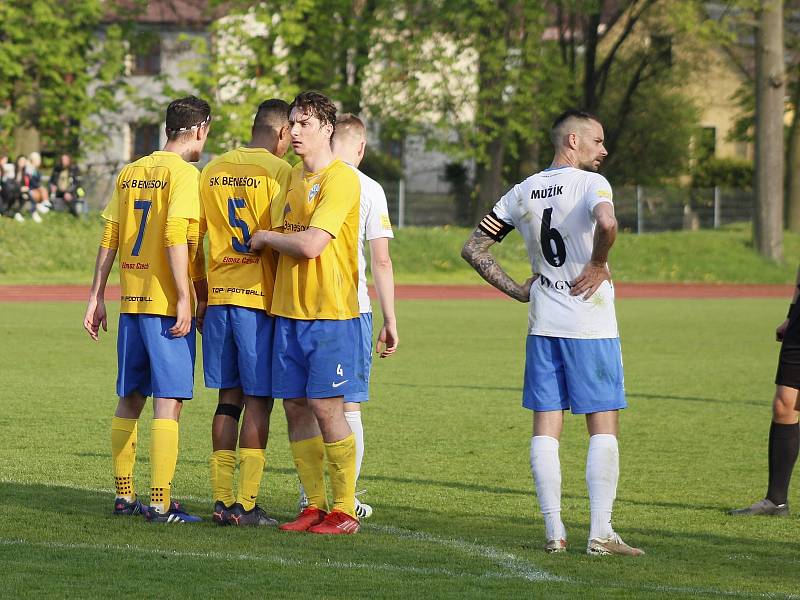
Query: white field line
0,538,514,581
371,524,558,582
2,479,798,599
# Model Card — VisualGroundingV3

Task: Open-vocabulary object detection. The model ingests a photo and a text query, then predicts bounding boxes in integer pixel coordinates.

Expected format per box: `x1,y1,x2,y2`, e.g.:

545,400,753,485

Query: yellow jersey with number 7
199,147,292,311
101,151,200,317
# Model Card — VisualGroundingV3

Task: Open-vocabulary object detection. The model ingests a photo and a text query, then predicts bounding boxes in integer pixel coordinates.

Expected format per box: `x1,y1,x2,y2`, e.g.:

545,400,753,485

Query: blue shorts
202,305,274,397
522,335,626,414
345,312,373,403
116,313,196,400
272,316,359,399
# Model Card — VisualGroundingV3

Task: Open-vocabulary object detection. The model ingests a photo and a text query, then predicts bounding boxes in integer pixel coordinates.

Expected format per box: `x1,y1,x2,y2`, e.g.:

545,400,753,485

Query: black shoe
212,500,234,526
728,498,789,516
229,503,279,527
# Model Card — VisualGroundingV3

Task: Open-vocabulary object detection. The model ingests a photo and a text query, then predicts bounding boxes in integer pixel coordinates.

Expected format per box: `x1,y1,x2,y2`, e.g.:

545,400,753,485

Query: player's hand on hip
777,318,790,342
517,276,537,302
170,298,192,338
376,322,399,358
83,297,107,341
570,262,611,300
195,300,208,335
248,230,269,252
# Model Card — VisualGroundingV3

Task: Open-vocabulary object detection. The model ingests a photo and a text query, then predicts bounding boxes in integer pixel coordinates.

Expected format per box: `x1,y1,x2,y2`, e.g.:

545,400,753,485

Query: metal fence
80,168,753,233
383,181,754,232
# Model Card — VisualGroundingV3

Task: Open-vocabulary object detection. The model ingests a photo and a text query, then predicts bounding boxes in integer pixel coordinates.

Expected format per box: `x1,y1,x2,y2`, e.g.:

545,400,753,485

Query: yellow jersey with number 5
199,147,291,311
101,151,200,317
271,159,360,320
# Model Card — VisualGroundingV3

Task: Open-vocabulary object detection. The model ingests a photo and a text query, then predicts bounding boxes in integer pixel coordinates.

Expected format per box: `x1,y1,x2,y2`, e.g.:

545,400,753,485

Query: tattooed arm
461,228,535,302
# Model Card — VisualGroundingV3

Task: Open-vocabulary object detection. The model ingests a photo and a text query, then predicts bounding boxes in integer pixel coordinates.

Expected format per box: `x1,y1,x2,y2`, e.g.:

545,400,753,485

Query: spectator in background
14,155,43,223
1,157,26,222
50,153,85,217
27,152,51,213
0,155,19,220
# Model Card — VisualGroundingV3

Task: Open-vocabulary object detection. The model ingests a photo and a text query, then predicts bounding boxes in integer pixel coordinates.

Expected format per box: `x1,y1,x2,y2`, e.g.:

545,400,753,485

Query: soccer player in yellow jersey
249,91,361,534
198,99,292,526
83,96,211,523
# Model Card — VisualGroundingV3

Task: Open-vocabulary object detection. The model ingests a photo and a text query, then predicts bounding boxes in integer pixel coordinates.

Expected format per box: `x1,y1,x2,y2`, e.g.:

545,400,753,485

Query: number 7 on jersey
132,199,152,257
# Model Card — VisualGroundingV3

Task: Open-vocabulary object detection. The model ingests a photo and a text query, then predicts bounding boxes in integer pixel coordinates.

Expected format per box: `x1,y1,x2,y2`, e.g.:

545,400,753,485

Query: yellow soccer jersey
199,148,291,311
272,159,360,320
101,151,200,316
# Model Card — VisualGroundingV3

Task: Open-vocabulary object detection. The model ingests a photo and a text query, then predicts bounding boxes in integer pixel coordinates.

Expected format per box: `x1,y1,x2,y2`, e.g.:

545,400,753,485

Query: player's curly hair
288,91,337,138
165,96,211,140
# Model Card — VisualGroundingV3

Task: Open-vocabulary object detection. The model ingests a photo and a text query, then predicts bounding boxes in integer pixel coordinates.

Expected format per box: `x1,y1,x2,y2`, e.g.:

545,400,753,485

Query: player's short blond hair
334,113,366,142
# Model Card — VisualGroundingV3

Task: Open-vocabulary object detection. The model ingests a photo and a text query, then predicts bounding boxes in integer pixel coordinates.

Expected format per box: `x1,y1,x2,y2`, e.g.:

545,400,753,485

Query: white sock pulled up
345,410,364,482
586,433,619,540
530,435,566,541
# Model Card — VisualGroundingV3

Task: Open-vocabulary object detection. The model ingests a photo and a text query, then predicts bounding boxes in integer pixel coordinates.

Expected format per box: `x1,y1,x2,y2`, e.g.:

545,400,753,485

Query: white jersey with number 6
491,166,618,339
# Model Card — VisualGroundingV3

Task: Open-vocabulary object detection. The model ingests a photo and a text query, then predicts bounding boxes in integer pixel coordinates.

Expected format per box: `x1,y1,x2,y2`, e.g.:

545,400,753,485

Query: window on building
131,34,161,76
651,34,672,68
130,123,160,160
695,126,717,162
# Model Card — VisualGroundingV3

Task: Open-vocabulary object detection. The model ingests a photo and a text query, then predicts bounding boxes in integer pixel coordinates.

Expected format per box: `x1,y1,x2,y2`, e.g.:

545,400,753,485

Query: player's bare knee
116,393,146,419
218,387,244,408
153,397,182,421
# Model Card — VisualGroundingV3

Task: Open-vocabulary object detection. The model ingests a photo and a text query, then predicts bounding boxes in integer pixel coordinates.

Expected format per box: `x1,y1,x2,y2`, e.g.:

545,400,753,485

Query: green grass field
2,214,800,284
1,297,798,598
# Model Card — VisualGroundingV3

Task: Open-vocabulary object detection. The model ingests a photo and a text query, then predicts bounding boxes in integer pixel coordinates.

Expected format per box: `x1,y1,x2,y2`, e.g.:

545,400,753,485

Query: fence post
636,185,644,234
713,186,721,229
398,179,405,228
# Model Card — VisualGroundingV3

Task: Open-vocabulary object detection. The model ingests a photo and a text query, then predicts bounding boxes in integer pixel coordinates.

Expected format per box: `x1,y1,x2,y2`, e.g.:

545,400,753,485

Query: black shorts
775,304,800,388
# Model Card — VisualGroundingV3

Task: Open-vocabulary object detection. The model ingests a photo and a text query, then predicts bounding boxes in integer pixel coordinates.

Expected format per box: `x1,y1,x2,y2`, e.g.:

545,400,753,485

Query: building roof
104,0,220,26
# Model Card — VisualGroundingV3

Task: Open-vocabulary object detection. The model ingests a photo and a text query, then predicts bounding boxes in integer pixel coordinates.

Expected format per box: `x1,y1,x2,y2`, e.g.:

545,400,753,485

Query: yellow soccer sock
236,448,266,511
210,450,237,507
111,417,138,501
150,419,179,513
325,433,357,518
290,436,328,512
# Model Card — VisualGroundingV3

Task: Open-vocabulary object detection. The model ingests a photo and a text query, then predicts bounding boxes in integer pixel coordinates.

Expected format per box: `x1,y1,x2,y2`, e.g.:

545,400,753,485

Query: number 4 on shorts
336,364,344,377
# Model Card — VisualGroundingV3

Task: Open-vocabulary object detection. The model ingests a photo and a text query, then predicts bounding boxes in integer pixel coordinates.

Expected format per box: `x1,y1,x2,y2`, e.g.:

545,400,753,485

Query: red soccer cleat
279,506,327,532
307,510,360,535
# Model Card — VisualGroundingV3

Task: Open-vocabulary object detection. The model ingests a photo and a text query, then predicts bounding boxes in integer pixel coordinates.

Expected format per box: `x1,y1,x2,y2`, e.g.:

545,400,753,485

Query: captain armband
478,210,514,242
164,217,190,247
100,219,119,250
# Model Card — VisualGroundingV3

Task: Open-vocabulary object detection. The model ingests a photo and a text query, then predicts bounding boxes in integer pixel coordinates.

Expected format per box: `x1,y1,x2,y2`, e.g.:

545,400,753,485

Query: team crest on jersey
308,183,321,203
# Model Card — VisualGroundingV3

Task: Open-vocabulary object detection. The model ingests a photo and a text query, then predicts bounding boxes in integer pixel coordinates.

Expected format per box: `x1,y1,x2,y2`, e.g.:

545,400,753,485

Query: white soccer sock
586,433,619,540
345,410,365,483
530,436,566,541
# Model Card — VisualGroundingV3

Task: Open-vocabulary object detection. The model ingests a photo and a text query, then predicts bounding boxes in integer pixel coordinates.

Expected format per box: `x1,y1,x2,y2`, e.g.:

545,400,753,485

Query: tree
368,0,563,222
754,0,784,261
177,0,386,154
551,0,718,162
0,1,128,156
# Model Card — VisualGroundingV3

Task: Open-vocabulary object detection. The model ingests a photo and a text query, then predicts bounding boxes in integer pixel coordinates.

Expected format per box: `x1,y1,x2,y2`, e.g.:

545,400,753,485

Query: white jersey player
462,110,643,557
297,112,398,519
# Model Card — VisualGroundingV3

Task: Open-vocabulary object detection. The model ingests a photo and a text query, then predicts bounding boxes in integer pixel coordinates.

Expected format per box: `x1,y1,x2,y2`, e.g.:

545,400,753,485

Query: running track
0,283,793,302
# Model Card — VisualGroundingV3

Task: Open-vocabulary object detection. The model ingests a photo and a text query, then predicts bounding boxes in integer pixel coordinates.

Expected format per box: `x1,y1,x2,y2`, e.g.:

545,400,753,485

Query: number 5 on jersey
228,197,251,253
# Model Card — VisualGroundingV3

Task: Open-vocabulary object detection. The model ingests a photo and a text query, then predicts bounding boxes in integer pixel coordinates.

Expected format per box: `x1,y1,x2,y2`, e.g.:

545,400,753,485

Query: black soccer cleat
113,497,148,516
728,498,789,516
228,503,279,527
212,500,233,526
